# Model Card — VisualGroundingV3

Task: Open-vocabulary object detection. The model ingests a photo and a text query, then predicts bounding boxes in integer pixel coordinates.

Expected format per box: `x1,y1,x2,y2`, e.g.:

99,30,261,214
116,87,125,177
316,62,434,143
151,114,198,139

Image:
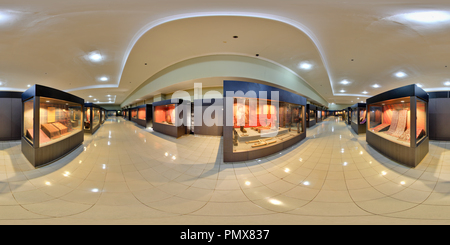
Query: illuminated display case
346,107,352,125
223,80,307,162
101,109,106,124
317,109,322,123
152,99,187,138
366,84,428,167
130,104,153,128
22,85,84,167
350,103,366,134
84,103,102,134
306,104,316,128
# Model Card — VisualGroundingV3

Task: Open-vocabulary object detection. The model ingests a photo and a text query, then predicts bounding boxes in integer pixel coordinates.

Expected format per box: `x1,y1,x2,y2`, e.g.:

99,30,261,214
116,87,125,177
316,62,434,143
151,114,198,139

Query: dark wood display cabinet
130,104,153,129
84,103,103,134
22,84,84,167
350,103,367,134
306,104,316,128
152,99,187,138
366,84,428,168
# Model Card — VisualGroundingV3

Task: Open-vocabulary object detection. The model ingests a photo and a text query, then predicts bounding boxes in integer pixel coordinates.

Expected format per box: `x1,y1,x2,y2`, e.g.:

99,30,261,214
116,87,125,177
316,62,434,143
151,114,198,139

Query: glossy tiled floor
2,116,450,224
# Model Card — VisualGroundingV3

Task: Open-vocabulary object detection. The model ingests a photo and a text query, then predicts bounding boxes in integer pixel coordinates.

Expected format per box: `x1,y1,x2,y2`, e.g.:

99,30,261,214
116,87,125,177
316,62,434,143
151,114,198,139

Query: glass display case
223,80,307,162
130,104,152,128
84,103,102,134
154,104,175,125
22,84,84,167
231,98,304,152
152,99,186,137
366,84,428,167
306,104,316,128
317,109,322,122
351,103,366,134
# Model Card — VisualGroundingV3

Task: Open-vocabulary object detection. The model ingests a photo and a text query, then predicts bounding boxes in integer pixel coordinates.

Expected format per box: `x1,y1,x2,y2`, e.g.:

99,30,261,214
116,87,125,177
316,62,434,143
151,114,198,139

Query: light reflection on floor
0,116,450,224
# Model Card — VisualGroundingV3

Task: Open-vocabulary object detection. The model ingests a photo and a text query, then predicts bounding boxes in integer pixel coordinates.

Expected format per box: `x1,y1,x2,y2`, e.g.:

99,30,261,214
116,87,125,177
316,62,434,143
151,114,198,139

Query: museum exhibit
306,104,316,128
223,80,307,162
350,103,367,134
130,104,153,128
366,84,428,167
84,103,102,134
21,84,84,167
152,99,187,138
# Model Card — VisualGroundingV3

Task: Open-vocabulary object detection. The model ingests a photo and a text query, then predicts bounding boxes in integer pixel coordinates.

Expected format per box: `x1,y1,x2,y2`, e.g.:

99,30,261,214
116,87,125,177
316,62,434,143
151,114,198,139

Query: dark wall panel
430,97,450,140
0,97,21,141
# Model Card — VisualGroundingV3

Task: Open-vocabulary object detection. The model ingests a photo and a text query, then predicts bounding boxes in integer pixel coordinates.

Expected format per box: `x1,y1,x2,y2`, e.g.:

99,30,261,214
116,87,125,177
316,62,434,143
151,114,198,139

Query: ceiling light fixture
299,62,313,70
99,76,108,82
445,81,450,86
404,11,450,23
340,90,346,93
372,84,380,88
395,71,407,78
88,51,103,62
340,80,350,85
362,91,368,94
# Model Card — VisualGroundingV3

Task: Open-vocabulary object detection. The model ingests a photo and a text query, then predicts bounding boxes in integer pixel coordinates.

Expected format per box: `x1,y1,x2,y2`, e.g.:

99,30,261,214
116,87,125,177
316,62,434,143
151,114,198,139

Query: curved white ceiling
1,1,450,106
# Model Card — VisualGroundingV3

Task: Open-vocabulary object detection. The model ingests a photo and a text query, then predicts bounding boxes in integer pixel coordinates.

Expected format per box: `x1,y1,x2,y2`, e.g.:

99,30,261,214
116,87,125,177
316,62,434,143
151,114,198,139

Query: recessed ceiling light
395,71,407,78
27,84,31,87
107,95,111,97
340,80,350,85
372,84,380,88
299,62,313,70
0,82,3,86
445,81,450,86
340,90,346,93
417,84,423,87
99,76,108,81
362,91,368,94
89,95,92,97
404,11,450,23
88,52,102,62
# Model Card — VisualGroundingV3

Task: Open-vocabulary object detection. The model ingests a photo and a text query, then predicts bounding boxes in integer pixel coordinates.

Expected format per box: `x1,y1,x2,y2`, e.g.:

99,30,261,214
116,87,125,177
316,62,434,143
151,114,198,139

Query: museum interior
1,0,450,225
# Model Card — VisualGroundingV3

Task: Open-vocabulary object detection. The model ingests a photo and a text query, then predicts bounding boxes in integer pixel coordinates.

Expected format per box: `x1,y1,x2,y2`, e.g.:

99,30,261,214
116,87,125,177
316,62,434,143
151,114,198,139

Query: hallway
1,116,450,224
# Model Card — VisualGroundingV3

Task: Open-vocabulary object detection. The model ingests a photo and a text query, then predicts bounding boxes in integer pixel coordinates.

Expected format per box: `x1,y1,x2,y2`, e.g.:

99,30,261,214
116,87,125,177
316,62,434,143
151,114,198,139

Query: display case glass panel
309,109,315,122
352,110,358,124
317,110,322,119
368,97,413,147
38,97,82,146
359,108,367,124
92,107,100,129
131,109,138,119
416,98,427,144
84,107,91,129
138,107,146,120
232,97,304,152
154,104,176,125
23,98,34,144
